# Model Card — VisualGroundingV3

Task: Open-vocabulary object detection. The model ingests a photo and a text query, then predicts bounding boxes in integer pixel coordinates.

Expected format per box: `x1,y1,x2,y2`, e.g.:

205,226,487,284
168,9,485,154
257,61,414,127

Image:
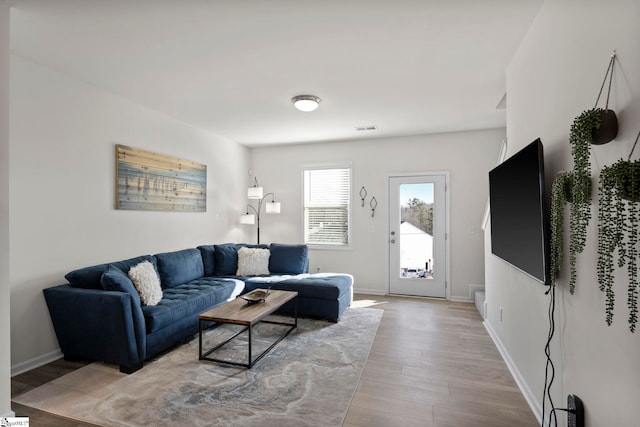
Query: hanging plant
563,52,618,293
550,171,592,292
597,130,640,332
550,171,571,286
567,110,596,290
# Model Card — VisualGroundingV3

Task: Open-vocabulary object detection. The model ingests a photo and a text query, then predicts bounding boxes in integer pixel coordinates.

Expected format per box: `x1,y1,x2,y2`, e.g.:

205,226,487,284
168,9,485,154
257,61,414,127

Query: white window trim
302,161,353,250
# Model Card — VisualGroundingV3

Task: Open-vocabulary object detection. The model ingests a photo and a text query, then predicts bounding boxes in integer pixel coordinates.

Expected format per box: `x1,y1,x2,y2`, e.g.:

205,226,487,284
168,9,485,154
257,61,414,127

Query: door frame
386,171,451,299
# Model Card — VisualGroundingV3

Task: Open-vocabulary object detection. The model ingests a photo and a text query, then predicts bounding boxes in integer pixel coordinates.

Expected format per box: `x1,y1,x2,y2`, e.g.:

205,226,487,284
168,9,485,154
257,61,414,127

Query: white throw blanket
246,272,352,283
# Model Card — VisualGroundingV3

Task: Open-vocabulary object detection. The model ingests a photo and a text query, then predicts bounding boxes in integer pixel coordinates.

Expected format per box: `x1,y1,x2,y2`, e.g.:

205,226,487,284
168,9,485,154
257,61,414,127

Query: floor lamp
240,178,281,244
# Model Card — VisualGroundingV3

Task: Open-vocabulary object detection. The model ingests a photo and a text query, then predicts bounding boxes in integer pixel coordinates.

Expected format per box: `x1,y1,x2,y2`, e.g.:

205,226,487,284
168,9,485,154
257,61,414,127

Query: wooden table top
198,289,298,326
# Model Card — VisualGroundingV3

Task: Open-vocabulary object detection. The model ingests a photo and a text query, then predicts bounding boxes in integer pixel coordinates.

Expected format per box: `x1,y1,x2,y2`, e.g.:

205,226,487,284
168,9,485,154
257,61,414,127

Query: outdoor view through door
389,174,447,298
400,182,435,279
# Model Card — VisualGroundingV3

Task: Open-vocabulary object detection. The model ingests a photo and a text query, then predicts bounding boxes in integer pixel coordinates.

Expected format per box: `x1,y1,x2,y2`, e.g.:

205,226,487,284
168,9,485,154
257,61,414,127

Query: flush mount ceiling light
292,95,321,112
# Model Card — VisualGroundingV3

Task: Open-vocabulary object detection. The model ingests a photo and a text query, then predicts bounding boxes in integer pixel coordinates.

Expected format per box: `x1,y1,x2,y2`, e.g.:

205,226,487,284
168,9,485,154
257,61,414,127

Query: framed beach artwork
115,145,207,212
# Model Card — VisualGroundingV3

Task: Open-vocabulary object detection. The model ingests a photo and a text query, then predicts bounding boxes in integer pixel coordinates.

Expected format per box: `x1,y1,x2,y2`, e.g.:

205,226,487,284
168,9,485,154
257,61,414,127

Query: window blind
303,167,351,246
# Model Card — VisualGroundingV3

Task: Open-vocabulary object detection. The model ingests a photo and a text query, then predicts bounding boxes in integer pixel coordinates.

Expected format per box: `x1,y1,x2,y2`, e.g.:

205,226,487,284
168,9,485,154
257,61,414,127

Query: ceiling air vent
355,125,378,131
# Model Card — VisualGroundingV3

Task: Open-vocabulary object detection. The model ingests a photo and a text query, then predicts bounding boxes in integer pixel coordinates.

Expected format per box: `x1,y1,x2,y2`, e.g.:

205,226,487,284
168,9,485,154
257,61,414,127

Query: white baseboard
353,288,386,296
449,284,486,303
11,349,62,377
449,295,473,302
468,284,484,300
483,319,542,426
448,295,472,302
355,285,485,302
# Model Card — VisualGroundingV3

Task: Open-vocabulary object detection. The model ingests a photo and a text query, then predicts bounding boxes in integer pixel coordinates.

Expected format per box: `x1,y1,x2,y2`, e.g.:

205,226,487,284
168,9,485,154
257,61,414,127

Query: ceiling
8,0,542,147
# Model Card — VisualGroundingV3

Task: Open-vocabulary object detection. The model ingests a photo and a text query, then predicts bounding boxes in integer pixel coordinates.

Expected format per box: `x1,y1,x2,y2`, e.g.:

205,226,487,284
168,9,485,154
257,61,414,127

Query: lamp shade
247,186,263,199
240,214,256,224
265,201,281,213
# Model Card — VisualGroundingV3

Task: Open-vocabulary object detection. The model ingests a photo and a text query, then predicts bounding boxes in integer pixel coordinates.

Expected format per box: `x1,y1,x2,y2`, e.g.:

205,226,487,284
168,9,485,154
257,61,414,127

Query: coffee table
198,289,298,368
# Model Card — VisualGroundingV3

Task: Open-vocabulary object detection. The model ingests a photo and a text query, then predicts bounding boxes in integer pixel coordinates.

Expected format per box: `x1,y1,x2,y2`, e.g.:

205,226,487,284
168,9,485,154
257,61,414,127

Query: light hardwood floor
11,294,538,426
344,294,538,427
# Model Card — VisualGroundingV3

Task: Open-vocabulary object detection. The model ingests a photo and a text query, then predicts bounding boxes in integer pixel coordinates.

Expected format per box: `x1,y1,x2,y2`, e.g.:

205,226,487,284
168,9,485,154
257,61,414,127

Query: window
303,164,351,247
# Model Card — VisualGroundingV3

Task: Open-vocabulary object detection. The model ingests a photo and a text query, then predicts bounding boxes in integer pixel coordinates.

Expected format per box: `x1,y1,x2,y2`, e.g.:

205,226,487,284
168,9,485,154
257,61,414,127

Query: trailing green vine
550,171,592,292
597,164,620,327
597,151,640,332
550,172,571,287
565,109,600,291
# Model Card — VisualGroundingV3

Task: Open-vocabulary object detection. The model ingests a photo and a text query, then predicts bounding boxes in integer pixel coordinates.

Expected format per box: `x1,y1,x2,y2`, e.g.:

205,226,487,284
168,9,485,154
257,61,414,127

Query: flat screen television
489,138,550,285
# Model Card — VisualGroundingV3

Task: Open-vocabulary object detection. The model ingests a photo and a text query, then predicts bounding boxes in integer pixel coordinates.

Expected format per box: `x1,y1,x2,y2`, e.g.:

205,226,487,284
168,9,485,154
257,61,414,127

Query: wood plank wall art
115,144,207,212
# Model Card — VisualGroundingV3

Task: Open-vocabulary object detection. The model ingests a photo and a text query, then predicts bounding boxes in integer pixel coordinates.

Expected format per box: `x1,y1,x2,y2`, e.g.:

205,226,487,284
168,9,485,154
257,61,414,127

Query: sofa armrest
43,284,146,370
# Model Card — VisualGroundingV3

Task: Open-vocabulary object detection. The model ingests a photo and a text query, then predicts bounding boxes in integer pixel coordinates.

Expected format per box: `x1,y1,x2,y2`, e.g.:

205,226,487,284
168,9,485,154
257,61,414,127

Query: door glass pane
399,183,434,280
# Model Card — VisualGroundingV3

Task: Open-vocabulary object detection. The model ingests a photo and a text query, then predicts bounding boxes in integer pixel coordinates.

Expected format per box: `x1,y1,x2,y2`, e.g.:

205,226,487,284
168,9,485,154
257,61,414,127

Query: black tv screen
489,139,550,285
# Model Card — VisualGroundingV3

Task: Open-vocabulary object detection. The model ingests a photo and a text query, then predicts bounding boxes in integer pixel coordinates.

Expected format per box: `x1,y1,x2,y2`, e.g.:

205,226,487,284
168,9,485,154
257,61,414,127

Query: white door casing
388,173,449,298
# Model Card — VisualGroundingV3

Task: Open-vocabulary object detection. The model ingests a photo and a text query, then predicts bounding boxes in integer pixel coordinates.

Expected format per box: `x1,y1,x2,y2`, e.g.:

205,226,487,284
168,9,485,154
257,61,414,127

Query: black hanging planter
590,51,618,146
591,108,618,145
617,161,640,202
617,130,640,202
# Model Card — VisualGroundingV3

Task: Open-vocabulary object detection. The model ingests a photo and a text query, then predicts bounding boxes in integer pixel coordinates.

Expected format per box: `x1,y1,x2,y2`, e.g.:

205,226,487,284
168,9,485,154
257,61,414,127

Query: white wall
251,129,503,298
0,0,13,418
485,1,640,426
9,56,250,372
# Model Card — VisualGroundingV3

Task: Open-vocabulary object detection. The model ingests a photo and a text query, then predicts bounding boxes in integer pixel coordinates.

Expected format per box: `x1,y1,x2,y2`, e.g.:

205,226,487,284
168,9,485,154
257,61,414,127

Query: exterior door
389,174,448,298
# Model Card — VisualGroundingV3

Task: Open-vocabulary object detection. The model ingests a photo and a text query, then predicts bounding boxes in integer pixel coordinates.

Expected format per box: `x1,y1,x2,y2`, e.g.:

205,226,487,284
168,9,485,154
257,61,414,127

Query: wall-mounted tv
489,138,550,285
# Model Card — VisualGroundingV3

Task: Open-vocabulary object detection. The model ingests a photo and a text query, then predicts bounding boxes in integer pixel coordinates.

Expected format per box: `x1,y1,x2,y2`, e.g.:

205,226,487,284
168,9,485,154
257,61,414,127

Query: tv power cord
542,285,585,427
542,283,557,426
549,395,584,427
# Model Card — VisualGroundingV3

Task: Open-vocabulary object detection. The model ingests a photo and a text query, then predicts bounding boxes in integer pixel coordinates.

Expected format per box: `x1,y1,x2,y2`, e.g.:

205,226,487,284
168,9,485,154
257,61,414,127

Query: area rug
13,307,382,427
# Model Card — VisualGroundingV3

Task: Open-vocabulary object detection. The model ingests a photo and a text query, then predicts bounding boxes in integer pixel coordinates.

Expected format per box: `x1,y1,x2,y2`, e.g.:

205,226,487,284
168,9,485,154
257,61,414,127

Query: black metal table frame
198,301,297,368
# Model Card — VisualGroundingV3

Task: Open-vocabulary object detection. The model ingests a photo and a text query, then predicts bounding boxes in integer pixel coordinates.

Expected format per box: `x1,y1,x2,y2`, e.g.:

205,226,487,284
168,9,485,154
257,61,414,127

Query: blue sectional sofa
43,243,353,373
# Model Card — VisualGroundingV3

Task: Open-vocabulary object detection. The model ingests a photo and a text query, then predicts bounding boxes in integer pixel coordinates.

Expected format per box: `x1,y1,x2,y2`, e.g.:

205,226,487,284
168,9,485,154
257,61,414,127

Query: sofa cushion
214,244,268,276
128,261,163,306
197,245,216,276
100,266,141,306
269,243,309,274
141,278,237,333
155,248,204,289
65,255,157,290
236,247,270,276
213,244,239,276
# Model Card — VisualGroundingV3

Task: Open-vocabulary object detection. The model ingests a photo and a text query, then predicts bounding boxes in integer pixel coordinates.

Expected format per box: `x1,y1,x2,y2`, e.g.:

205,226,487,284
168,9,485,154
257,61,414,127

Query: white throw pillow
236,247,270,276
128,261,163,306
